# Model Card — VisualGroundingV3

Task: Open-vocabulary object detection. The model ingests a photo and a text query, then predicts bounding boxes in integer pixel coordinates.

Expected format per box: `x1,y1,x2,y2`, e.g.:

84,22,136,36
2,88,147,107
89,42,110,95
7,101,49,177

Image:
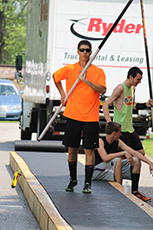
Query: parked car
0,79,22,120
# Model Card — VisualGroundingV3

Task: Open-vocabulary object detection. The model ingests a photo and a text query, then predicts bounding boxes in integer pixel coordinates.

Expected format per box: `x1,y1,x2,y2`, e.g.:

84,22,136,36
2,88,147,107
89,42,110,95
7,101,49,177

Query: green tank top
113,82,134,133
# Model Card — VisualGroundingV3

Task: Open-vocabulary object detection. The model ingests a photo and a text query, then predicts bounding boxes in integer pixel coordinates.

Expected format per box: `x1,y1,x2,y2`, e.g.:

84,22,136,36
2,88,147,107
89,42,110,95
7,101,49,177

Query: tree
0,0,27,65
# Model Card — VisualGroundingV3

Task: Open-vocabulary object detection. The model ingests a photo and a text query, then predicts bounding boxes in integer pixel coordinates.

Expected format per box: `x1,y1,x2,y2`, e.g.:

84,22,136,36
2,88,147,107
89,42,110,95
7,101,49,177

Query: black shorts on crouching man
63,118,99,149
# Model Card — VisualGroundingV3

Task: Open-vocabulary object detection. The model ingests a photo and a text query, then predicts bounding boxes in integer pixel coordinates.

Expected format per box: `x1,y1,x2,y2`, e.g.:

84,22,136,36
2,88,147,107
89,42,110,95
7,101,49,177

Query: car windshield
0,84,17,96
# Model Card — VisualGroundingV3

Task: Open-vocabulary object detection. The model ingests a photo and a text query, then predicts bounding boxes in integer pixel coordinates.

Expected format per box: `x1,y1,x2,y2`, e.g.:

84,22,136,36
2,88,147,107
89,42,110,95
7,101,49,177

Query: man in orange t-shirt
53,40,106,194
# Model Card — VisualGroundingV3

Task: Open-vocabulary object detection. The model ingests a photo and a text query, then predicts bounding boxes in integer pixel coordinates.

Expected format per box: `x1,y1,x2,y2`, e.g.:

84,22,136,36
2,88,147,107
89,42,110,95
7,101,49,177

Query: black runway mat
17,151,153,230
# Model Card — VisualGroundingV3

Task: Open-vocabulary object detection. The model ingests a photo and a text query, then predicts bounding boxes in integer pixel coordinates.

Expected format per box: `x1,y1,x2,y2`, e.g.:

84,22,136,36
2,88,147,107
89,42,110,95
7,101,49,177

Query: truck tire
21,129,32,140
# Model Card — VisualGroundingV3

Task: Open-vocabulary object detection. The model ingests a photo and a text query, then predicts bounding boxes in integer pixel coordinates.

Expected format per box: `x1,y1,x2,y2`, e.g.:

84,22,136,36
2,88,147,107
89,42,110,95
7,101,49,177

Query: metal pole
38,0,134,141
140,0,153,99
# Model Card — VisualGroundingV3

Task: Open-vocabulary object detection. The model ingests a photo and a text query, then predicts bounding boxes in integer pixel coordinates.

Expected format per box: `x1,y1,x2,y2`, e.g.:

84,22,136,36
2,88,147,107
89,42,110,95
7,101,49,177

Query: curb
9,151,73,230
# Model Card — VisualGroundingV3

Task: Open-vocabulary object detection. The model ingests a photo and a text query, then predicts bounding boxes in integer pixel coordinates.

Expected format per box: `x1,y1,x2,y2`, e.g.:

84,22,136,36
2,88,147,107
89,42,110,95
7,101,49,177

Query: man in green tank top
103,66,153,156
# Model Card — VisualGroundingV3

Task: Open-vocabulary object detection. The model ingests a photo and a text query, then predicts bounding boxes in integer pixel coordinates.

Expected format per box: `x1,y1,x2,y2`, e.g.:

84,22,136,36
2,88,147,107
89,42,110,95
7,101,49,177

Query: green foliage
0,0,27,65
143,135,153,157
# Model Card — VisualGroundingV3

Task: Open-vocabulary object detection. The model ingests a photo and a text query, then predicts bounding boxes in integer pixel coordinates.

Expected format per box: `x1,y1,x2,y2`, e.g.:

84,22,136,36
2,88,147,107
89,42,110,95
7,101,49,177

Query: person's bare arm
134,99,153,109
133,86,153,109
119,139,153,174
52,74,66,105
103,84,123,122
77,71,106,94
97,138,133,164
84,79,106,94
146,99,153,107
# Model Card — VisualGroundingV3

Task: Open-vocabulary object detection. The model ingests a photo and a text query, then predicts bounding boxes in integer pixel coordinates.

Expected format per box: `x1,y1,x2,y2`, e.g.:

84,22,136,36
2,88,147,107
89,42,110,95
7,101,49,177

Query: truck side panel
47,0,153,102
23,0,49,103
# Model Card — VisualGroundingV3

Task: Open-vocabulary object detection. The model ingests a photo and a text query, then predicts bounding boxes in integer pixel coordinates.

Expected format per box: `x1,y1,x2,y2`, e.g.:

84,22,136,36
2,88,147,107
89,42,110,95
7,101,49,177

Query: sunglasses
78,48,91,53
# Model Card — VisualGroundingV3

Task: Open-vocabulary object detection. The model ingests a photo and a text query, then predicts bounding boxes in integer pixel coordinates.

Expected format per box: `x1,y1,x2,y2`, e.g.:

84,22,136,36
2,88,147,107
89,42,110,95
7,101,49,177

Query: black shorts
120,131,143,151
63,118,99,149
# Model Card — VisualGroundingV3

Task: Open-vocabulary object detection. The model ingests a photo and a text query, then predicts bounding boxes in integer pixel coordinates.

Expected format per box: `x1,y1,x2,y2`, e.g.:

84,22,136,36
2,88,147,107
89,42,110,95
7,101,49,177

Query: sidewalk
0,122,40,230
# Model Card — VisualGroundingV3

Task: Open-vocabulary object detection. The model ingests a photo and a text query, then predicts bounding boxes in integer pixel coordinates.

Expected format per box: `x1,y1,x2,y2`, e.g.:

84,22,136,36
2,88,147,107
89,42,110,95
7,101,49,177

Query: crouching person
93,121,153,201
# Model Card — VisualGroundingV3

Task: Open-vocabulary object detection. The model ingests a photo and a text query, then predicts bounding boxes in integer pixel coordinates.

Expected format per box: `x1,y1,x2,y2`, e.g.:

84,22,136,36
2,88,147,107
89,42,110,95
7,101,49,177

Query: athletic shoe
65,179,77,192
82,183,92,194
133,191,151,202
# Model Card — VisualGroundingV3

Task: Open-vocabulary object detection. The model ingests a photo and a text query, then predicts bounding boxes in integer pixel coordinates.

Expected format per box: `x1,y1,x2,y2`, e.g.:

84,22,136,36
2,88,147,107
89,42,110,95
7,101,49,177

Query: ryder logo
70,18,143,40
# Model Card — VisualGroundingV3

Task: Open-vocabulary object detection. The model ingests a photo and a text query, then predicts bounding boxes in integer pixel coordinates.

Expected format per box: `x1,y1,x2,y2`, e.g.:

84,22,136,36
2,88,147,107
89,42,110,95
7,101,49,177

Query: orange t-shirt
54,62,106,122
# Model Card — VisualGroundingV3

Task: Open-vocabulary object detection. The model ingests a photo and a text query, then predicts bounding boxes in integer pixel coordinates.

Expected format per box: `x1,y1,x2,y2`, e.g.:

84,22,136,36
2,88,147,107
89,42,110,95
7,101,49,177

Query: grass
0,120,19,123
143,134,153,157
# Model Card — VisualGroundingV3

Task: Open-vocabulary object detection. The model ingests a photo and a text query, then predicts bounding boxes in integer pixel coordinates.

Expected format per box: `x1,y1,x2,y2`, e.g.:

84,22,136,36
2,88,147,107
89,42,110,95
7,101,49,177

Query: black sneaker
65,179,77,192
82,183,92,194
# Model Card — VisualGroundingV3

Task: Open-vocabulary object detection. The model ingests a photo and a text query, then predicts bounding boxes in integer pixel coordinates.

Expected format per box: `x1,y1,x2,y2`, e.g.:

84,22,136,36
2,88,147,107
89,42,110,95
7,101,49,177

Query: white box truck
16,0,153,140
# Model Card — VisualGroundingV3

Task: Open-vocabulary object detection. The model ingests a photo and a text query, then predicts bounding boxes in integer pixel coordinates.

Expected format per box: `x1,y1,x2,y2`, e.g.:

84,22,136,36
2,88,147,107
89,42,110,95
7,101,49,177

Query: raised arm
77,71,106,94
83,79,106,94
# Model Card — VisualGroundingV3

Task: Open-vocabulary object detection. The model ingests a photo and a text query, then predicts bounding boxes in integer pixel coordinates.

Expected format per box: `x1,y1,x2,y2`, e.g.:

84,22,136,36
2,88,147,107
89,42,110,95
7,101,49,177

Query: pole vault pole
38,0,134,141
140,0,153,99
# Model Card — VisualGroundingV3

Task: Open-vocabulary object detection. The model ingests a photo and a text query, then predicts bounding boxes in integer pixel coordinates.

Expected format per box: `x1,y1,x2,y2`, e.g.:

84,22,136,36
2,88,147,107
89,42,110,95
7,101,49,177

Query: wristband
135,103,147,110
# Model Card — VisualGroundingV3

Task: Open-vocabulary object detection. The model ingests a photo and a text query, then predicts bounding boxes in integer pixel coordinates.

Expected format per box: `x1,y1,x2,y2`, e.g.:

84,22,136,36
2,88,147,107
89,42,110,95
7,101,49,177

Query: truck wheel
21,129,32,140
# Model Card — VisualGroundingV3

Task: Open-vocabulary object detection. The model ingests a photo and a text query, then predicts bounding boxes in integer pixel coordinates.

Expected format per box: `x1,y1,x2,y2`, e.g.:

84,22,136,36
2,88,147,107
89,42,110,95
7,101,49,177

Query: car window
0,84,17,95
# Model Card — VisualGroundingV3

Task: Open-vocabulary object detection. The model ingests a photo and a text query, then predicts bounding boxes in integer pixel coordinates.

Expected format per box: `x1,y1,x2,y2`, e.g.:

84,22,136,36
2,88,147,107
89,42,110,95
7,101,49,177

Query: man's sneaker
133,191,151,202
65,179,77,192
82,183,92,194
